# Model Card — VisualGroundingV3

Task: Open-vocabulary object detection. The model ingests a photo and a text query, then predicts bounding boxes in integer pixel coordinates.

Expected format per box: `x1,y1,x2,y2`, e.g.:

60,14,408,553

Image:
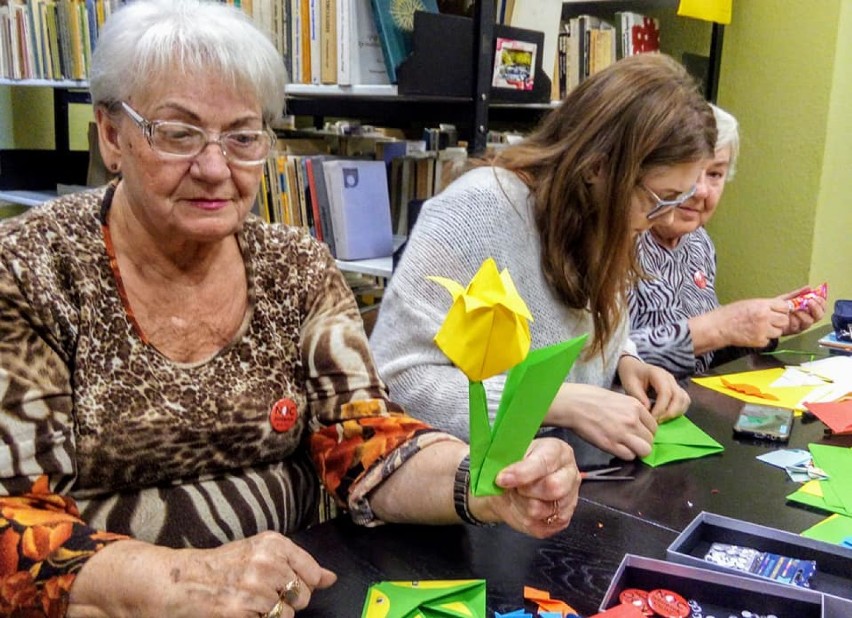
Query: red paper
804,400,852,435
589,603,645,618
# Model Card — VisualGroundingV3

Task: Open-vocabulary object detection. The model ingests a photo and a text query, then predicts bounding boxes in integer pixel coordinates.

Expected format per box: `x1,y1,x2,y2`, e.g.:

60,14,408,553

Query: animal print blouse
0,187,456,615
628,227,759,377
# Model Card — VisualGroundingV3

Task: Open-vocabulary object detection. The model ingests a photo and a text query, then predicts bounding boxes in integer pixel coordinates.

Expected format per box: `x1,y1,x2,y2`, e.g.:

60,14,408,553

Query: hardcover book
369,0,439,83
322,159,394,260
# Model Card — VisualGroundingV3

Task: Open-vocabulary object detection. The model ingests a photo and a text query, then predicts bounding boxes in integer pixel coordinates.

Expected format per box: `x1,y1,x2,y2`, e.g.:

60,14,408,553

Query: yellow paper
677,0,732,24
692,368,820,410
429,258,533,382
800,479,824,498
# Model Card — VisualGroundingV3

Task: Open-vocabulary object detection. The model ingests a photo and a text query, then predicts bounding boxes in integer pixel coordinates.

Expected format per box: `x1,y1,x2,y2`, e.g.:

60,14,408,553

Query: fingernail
496,472,514,486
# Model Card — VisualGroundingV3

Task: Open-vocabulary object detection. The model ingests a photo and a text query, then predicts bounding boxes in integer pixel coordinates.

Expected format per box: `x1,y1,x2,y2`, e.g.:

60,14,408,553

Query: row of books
0,0,125,81
257,134,468,260
555,11,661,100
0,0,440,86
230,0,443,86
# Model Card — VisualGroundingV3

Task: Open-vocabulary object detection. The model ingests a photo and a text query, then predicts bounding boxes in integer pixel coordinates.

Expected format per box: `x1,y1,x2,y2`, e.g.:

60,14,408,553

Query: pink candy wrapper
788,282,828,312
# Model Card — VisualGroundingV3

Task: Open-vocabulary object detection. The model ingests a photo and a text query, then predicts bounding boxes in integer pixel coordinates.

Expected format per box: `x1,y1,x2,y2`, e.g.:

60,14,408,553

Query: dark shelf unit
286,0,496,154
0,84,91,198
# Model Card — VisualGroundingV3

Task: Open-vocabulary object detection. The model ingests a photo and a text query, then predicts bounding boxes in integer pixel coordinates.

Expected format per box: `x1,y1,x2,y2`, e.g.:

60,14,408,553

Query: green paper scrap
469,334,587,496
640,415,724,467
801,514,852,545
786,484,851,517
360,579,486,618
808,443,852,515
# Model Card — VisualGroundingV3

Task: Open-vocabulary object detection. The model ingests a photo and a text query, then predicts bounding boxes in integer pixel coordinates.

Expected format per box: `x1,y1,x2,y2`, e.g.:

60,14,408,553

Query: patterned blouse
0,186,456,615
628,227,760,378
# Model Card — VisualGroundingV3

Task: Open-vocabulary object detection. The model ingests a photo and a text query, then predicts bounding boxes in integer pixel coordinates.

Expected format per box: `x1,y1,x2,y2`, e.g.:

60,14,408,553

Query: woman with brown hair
371,54,712,462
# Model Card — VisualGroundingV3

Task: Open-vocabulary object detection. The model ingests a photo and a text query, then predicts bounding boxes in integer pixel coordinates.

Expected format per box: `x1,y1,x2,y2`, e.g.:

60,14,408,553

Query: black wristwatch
453,455,494,526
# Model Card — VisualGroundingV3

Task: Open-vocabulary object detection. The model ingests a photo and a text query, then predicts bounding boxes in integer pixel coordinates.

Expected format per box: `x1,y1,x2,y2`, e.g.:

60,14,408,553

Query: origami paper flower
429,258,533,383
429,258,588,496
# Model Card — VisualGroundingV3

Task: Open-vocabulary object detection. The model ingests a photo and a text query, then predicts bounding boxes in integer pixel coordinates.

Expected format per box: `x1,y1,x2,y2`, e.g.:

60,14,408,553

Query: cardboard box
600,555,852,617
667,512,852,600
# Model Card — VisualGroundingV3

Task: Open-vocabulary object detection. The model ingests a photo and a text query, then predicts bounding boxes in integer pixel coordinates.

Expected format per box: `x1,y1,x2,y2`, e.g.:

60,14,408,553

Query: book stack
257,128,467,260
554,10,660,100
818,331,852,355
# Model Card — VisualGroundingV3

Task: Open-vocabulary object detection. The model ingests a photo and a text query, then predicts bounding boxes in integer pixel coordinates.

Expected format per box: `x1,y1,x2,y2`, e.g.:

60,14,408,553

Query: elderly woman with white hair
628,104,825,378
0,1,582,616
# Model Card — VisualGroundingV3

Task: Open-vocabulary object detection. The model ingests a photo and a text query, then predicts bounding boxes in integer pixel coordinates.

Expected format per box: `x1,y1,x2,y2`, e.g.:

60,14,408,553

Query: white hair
711,104,739,180
89,0,287,123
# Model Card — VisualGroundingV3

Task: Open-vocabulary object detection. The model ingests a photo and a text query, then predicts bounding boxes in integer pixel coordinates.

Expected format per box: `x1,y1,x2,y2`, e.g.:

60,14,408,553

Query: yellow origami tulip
428,258,533,382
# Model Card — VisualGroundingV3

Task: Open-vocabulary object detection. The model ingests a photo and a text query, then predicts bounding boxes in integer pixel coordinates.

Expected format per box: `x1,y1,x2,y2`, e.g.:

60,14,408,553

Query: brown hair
487,54,715,355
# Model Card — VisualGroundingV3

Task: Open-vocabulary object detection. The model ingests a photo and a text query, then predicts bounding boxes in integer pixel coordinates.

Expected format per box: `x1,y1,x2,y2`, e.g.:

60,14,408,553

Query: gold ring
263,599,286,618
545,500,560,525
282,577,301,605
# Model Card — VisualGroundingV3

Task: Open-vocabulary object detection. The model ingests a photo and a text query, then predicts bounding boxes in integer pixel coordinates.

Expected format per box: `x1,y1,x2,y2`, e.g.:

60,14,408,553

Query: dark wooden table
292,327,852,615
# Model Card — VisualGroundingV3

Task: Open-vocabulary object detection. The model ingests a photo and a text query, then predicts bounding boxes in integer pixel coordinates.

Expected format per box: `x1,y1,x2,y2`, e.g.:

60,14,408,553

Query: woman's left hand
470,438,580,539
779,288,827,336
618,355,690,422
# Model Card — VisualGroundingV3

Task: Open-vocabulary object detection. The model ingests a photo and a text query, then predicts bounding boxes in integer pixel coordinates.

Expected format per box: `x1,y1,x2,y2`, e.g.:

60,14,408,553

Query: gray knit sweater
370,167,636,440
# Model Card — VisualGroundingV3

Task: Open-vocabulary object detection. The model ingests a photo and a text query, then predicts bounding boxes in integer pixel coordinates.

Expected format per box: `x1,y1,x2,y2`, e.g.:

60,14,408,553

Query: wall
709,0,849,308
11,87,55,149
0,87,12,149
0,86,90,151
809,0,852,304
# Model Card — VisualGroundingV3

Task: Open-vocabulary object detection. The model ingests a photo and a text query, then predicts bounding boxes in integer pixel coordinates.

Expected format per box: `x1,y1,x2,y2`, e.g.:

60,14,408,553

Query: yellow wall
809,0,852,305
1,86,90,152
0,87,12,149
709,0,849,309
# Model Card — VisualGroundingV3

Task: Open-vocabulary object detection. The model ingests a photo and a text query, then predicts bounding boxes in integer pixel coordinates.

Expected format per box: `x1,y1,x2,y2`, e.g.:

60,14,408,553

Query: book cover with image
322,160,394,261
369,0,439,83
491,37,536,91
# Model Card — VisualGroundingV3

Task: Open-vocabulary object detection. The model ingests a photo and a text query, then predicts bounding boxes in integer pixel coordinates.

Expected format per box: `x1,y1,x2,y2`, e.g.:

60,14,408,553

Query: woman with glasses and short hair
0,1,583,615
370,54,710,466
628,105,825,378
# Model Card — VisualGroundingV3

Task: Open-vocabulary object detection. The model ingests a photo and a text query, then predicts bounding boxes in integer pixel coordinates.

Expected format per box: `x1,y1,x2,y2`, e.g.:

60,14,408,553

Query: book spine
320,0,336,84
336,0,350,85
308,0,320,84
299,0,311,83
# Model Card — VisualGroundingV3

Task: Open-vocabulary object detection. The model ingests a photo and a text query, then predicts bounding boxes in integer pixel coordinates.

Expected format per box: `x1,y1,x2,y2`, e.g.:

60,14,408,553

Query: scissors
579,466,635,481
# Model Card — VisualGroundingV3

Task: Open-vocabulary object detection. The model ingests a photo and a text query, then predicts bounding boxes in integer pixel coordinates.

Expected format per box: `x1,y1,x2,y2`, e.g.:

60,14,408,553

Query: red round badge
693,270,707,289
618,588,650,613
269,398,298,432
647,589,689,618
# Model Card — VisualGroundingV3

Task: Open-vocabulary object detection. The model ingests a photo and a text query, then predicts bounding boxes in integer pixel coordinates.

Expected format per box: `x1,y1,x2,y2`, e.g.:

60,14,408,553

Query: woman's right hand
691,298,790,353
547,383,657,460
69,532,337,618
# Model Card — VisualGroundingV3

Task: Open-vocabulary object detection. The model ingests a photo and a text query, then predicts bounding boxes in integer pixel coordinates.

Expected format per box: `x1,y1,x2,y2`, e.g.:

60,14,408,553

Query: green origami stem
468,380,494,494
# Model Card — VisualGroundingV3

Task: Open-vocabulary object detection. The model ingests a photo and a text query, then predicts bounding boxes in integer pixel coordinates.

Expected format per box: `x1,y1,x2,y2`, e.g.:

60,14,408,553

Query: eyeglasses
120,101,274,167
642,184,697,220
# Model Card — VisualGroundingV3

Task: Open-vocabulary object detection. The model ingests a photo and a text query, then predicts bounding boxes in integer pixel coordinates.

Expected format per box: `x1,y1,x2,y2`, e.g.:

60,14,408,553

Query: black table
292,328,852,615
294,503,678,616
581,330,851,534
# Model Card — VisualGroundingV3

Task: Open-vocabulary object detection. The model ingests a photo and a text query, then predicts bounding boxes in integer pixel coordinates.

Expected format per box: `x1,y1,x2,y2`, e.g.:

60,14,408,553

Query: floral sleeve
1,236,126,615
303,248,461,526
0,476,127,616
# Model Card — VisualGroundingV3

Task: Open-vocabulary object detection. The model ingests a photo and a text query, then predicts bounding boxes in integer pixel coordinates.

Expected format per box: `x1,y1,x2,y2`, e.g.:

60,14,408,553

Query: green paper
640,415,724,467
469,335,587,496
360,579,486,618
468,381,490,477
808,443,852,515
800,514,852,545
786,482,851,517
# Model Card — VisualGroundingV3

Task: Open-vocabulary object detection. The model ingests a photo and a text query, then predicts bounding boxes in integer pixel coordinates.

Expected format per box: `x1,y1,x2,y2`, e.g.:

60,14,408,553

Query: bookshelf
1,0,723,256
0,82,91,206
